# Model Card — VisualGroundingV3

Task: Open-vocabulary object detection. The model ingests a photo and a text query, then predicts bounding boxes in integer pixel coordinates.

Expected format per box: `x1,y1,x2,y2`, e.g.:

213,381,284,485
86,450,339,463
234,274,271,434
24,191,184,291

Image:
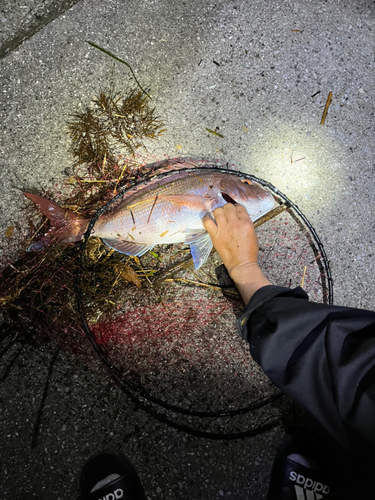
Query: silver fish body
25,168,275,269
94,170,275,268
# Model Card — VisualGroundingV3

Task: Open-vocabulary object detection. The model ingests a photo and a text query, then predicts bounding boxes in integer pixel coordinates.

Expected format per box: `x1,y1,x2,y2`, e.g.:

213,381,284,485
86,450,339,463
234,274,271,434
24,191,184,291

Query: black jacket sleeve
237,285,375,450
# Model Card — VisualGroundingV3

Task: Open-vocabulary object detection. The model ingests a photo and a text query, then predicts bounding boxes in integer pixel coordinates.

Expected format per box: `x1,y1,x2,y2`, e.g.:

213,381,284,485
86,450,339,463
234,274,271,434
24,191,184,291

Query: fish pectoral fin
160,195,214,211
184,228,207,244
102,238,154,257
185,230,213,269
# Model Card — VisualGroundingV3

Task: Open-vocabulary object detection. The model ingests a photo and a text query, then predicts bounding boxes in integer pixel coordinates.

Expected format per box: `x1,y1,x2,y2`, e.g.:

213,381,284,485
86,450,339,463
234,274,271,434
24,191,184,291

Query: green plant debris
150,251,161,259
206,128,224,138
87,41,151,98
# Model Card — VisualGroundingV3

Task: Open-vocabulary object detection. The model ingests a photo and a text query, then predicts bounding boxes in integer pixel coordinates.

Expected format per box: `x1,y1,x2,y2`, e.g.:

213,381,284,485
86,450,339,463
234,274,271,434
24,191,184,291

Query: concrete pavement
0,0,374,498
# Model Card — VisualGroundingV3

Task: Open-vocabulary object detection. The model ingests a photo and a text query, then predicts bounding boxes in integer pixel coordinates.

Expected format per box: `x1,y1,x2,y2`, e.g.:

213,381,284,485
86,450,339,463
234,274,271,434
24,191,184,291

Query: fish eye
221,192,237,204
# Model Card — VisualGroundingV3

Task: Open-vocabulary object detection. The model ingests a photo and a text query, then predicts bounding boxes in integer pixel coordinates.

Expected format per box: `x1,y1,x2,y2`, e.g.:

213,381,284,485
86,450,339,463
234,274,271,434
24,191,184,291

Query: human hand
203,203,258,280
203,203,270,303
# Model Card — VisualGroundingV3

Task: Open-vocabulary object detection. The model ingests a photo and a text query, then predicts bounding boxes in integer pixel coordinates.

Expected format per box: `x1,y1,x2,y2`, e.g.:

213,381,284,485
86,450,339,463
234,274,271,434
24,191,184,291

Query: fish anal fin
102,238,154,257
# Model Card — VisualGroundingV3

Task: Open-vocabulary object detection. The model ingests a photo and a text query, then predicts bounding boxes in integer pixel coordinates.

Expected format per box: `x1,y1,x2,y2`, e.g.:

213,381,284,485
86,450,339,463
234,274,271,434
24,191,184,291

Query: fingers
234,204,251,222
211,206,228,226
202,214,218,237
221,203,238,222
207,203,251,235
222,203,251,224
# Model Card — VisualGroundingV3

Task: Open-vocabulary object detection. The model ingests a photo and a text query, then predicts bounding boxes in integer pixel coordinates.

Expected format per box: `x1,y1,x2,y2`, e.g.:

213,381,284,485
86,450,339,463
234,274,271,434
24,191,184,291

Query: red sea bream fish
24,167,275,269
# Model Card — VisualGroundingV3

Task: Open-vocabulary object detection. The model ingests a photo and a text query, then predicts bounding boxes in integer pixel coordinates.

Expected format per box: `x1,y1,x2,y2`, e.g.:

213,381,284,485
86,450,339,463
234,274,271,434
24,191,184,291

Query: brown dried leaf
5,226,14,239
115,264,142,288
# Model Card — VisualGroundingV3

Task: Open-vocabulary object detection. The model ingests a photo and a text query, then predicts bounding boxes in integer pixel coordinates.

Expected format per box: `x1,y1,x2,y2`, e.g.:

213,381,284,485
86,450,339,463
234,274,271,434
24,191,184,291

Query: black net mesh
76,163,332,438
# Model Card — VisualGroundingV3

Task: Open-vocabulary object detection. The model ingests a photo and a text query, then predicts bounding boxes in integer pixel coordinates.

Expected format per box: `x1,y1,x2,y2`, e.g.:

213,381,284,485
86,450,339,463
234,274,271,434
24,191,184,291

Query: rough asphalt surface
0,0,374,498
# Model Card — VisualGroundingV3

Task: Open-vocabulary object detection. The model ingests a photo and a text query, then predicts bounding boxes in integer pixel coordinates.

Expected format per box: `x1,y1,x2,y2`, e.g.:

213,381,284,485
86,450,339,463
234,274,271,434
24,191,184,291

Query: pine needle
206,128,224,138
320,91,332,125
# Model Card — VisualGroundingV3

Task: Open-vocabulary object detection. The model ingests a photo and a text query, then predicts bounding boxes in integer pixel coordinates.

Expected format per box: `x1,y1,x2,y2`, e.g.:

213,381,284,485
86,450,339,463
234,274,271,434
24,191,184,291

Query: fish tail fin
24,193,88,246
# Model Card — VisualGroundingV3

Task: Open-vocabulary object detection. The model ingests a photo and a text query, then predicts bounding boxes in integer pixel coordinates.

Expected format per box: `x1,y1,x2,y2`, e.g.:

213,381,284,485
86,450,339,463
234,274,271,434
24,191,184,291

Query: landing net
76,163,332,438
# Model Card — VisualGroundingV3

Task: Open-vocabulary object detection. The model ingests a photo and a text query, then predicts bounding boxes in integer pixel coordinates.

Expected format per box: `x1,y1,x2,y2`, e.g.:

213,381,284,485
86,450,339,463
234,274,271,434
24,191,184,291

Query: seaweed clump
67,86,165,167
0,85,165,351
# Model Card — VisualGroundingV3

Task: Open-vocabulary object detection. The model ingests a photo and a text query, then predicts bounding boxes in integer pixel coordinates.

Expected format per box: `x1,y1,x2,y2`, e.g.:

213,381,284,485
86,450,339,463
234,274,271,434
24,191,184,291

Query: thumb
202,214,218,238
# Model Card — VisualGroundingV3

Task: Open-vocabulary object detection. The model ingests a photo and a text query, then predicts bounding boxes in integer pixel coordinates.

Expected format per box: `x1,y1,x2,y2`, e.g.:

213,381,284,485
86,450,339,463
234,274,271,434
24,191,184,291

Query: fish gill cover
0,82,331,437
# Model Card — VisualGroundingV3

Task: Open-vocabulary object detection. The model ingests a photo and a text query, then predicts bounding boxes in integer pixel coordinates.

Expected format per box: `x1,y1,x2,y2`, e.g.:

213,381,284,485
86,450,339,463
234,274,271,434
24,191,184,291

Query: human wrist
228,261,271,303
227,261,262,284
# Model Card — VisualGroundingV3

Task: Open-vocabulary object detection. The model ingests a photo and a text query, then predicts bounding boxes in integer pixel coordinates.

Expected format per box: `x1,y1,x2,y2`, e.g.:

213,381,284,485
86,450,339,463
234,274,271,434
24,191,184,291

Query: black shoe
79,450,147,500
266,430,335,500
267,454,332,499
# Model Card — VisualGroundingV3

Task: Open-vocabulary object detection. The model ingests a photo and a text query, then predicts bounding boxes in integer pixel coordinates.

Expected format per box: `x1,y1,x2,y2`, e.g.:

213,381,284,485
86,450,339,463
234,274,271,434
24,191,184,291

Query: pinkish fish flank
24,169,275,269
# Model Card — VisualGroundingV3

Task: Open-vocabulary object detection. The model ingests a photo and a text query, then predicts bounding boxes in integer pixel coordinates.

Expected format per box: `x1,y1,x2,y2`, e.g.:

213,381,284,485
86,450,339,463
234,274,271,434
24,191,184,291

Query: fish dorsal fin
102,238,154,257
185,229,214,269
150,158,203,175
149,157,236,178
119,159,202,201
117,172,189,205
117,158,233,204
150,157,229,175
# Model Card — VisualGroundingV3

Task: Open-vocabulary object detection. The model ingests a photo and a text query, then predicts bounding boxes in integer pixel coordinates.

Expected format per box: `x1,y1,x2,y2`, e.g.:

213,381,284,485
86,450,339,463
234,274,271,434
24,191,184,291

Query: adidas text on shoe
98,489,123,500
289,471,330,498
